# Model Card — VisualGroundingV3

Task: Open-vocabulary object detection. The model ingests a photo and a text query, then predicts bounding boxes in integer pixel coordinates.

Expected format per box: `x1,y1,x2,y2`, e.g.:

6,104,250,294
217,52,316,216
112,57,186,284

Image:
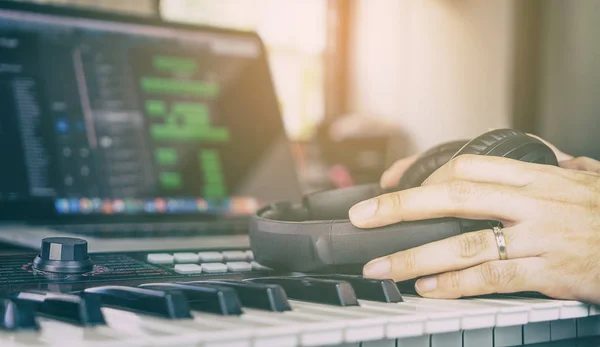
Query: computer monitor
0,2,301,223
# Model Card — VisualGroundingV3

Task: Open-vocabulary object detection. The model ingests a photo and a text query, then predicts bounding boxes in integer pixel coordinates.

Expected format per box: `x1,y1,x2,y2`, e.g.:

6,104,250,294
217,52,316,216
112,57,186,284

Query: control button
201,263,228,274
222,251,247,262
174,264,203,274
16,292,105,326
245,250,255,261
246,277,359,307
308,275,403,303
173,252,200,264
0,298,39,331
147,253,174,265
141,283,242,315
226,262,252,272
197,280,291,312
85,286,192,319
250,261,271,271
197,251,224,262
33,237,93,273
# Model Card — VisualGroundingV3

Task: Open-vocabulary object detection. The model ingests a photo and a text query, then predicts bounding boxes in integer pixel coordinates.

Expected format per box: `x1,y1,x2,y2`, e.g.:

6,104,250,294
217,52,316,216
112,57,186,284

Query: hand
380,135,600,188
349,154,600,305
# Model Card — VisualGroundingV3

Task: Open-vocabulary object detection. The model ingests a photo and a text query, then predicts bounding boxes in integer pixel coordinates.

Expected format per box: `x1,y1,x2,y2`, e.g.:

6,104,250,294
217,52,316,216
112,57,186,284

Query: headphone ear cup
451,129,558,165
397,140,469,190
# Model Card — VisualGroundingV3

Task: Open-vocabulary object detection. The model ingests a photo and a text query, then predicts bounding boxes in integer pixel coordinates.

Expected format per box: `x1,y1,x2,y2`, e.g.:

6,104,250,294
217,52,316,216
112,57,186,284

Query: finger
380,154,419,189
526,133,573,161
414,257,546,299
349,181,540,228
422,155,544,187
362,223,544,282
559,157,600,175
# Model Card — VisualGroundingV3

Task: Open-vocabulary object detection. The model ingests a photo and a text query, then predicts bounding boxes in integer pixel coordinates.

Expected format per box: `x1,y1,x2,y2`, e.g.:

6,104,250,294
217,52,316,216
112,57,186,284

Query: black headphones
249,129,558,273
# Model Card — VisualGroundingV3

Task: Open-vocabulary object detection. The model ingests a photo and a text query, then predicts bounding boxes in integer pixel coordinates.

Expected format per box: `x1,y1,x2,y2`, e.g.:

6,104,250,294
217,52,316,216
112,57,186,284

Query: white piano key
358,300,459,335
226,262,253,272
147,253,174,264
455,298,529,327
523,322,551,344
470,296,560,323
550,318,577,341
197,251,225,262
244,250,254,260
396,335,430,347
494,325,522,347
222,251,248,262
290,301,388,343
201,262,228,273
430,331,462,347
463,328,493,347
173,252,200,264
402,295,497,330
577,316,600,337
173,263,203,274
559,301,590,319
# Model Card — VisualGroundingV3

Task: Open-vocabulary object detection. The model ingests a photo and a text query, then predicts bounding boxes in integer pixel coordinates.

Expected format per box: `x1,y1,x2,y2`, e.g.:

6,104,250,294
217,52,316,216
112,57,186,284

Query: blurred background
8,0,600,192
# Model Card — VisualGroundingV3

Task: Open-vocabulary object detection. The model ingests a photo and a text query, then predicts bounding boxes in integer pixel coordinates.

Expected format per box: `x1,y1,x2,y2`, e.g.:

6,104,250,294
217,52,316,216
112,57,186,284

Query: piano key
244,250,254,260
550,318,577,341
307,275,403,303
146,253,173,264
173,264,203,274
173,252,200,264
186,280,291,312
246,277,359,307
16,292,105,326
577,315,600,337
84,286,193,319
0,298,39,331
523,321,551,344
494,325,522,347
469,295,561,322
462,328,493,347
197,251,224,262
139,283,243,315
226,262,253,272
590,305,600,316
222,251,247,261
201,262,228,273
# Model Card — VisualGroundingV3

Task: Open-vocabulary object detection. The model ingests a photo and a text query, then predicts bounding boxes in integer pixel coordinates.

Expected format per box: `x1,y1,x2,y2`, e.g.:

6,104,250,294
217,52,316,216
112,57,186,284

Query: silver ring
492,226,507,260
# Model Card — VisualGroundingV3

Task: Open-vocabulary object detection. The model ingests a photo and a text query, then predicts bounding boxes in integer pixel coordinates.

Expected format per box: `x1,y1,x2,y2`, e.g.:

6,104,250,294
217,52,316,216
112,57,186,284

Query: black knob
32,237,93,273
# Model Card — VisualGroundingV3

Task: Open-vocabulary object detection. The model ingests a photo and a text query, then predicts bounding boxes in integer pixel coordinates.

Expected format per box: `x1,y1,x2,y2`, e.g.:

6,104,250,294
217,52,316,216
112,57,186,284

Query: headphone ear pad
452,129,558,165
397,140,469,190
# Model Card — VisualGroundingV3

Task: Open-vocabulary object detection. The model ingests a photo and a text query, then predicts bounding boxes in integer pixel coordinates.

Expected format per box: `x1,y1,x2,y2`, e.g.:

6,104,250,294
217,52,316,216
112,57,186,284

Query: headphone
249,129,558,273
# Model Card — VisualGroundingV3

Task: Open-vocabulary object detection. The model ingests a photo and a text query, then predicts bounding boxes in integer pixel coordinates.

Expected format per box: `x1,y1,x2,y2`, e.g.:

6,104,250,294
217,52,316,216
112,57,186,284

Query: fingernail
363,257,390,278
349,199,378,223
416,277,437,293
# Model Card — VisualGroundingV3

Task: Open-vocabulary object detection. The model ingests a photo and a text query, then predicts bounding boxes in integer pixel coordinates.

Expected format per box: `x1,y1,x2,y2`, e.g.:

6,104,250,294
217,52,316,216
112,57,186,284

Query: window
160,0,328,141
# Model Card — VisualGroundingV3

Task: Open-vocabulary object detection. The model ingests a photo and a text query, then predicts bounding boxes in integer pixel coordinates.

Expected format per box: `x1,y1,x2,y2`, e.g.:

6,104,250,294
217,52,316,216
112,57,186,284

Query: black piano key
138,283,242,315
307,275,403,303
84,286,192,319
15,292,105,326
0,298,39,331
184,280,291,312
245,277,359,307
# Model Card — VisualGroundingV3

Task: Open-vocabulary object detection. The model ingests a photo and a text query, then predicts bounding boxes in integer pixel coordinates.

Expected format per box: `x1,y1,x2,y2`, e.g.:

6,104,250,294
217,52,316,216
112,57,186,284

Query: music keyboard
0,246,598,347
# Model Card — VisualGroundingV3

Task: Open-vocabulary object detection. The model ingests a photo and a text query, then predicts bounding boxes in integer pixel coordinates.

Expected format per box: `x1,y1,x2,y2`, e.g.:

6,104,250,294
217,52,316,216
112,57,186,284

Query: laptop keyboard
49,222,248,238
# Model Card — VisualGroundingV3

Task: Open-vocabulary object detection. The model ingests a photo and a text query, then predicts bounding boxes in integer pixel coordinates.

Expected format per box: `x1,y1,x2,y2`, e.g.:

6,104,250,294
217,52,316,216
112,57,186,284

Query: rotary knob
32,237,93,273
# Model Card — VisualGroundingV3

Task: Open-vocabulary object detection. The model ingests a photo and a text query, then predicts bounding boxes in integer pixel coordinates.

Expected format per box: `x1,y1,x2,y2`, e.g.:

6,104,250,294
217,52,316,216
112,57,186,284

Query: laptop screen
0,3,299,221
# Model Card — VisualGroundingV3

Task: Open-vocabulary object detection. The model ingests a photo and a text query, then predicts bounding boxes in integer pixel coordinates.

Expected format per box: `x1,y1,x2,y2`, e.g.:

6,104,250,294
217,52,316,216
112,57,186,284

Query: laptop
0,2,302,252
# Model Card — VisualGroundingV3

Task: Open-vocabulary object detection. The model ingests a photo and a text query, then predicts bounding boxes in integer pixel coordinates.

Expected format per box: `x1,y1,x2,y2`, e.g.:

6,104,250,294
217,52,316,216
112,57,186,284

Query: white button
251,261,270,271
174,264,203,274
173,252,200,263
245,250,255,260
222,251,247,261
147,253,173,264
226,262,252,272
201,263,228,273
197,251,224,262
